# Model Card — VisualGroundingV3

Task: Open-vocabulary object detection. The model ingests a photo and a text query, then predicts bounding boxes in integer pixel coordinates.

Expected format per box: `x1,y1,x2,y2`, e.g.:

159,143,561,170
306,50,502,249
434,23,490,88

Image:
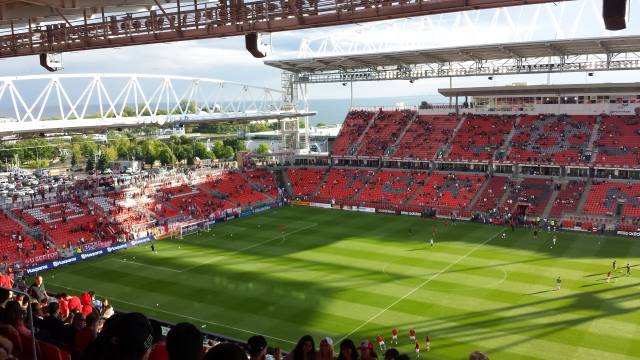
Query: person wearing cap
285,335,316,360
248,335,281,360
358,340,377,360
318,337,334,360
337,339,358,360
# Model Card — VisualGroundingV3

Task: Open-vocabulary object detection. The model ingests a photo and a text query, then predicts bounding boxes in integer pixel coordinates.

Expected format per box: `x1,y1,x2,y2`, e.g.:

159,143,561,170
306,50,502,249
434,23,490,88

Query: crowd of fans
0,275,490,360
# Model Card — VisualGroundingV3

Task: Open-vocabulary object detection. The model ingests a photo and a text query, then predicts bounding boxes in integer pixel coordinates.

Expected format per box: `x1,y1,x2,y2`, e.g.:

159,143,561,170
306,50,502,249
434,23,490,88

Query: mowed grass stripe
41,206,640,359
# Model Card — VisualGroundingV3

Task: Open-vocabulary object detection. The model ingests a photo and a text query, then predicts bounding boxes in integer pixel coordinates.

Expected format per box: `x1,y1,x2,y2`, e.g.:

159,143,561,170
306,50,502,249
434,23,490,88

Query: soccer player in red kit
415,340,421,357
409,328,416,343
391,328,398,345
425,335,431,352
376,335,386,351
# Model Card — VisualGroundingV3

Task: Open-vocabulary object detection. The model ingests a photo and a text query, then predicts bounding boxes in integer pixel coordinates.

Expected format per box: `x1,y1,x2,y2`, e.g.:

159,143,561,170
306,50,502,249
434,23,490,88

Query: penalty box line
178,223,319,273
47,282,296,345
337,228,505,343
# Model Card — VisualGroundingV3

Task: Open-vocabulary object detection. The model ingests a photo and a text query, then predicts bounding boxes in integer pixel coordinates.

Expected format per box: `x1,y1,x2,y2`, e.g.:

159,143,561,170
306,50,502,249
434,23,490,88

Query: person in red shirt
56,293,70,320
425,335,431,352
415,340,421,358
375,335,385,351
391,327,398,345
409,328,416,343
68,295,82,313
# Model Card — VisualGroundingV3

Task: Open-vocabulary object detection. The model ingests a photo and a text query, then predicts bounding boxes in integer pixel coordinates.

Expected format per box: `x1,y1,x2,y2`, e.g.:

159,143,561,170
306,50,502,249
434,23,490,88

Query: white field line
178,222,319,273
110,259,182,273
48,282,296,345
337,229,505,343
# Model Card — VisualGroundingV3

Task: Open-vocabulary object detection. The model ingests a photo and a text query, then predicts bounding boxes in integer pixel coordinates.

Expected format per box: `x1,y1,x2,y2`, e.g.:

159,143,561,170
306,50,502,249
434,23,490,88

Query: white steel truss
0,73,312,136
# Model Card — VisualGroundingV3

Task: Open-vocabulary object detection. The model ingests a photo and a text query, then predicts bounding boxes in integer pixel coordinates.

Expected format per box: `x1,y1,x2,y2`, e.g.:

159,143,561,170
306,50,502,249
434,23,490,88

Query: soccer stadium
1,0,640,359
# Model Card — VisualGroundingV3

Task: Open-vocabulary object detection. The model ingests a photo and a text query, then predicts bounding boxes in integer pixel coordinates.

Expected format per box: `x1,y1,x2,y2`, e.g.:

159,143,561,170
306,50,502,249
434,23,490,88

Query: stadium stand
200,172,273,207
501,178,554,216
446,115,515,161
314,168,374,202
356,110,415,157
594,115,640,167
286,167,327,198
505,114,595,165
331,110,376,156
354,170,427,207
549,180,585,218
392,115,457,160
472,176,508,212
408,173,486,209
0,211,54,265
583,180,640,217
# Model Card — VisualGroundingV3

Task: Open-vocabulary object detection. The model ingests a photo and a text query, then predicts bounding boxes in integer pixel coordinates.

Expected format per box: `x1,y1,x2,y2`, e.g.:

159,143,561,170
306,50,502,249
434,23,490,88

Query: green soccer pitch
43,206,640,359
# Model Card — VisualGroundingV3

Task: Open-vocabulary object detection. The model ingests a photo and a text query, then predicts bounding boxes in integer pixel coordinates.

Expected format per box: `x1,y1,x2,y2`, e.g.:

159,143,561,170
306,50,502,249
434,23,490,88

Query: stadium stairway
496,179,516,210
239,170,275,202
494,115,522,161
466,176,491,210
349,111,381,156
384,111,419,157
541,182,561,218
309,168,331,198
587,116,602,165
401,171,430,206
278,169,295,197
439,115,467,159
575,179,593,215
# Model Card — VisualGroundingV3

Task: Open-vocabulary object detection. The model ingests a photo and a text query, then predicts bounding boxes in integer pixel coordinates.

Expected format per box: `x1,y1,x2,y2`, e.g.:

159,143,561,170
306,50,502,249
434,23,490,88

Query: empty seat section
446,115,514,161
357,110,415,157
507,114,595,165
355,170,427,206
393,115,457,160
549,180,585,218
409,173,486,209
331,110,376,156
315,168,373,202
583,181,640,217
287,168,326,198
595,115,640,167
472,176,508,212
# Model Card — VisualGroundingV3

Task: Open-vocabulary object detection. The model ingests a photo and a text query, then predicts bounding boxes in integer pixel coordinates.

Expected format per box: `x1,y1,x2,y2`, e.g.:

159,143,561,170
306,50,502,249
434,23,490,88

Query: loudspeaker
245,32,270,58
603,0,627,30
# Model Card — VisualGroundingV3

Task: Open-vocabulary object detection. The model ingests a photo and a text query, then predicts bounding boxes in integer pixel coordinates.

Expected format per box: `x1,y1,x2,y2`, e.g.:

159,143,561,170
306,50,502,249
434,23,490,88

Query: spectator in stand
79,312,154,360
80,291,95,316
40,301,67,347
166,322,203,360
203,342,246,360
0,288,9,323
3,301,30,337
66,312,86,348
318,337,334,360
28,276,48,303
68,293,82,313
56,293,70,319
285,335,316,360
75,312,99,354
147,319,168,360
337,339,358,360
359,340,377,360
469,351,489,360
248,335,271,360
0,335,12,360
30,302,44,330
383,348,400,360
101,299,114,319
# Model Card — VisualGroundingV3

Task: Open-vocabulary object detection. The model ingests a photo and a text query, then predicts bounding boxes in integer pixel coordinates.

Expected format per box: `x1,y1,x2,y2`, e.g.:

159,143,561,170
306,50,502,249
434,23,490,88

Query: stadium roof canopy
438,83,640,97
265,35,640,73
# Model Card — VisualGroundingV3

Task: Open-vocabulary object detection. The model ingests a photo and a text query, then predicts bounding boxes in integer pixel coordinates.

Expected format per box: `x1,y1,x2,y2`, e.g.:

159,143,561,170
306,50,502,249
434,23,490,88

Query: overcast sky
1,0,639,101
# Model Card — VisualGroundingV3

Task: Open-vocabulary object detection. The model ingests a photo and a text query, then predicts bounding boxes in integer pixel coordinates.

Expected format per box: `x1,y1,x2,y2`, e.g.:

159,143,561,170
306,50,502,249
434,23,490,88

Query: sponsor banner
617,230,640,237
377,209,396,214
342,205,353,211
26,237,153,275
254,205,272,213
401,211,421,216
310,202,331,209
331,204,341,209
292,200,310,206
240,210,254,218
357,207,375,213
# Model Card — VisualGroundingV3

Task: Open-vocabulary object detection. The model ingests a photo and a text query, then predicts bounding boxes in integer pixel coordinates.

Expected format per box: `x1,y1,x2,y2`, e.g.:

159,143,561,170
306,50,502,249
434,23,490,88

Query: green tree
221,145,235,159
193,142,211,159
96,152,109,172
85,150,95,171
70,151,78,167
157,146,176,166
256,143,270,155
